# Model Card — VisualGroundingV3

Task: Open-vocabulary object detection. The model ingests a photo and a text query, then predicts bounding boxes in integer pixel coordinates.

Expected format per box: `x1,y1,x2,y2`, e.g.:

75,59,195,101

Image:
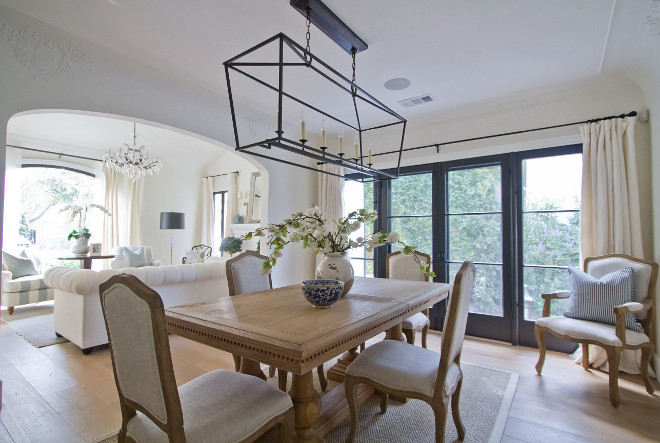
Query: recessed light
384,78,411,91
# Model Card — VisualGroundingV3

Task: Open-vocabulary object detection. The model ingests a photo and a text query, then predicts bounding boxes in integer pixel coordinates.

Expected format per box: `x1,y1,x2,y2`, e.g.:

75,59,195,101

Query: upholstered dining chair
99,273,294,443
535,254,658,407
387,250,432,348
344,261,475,443
181,244,212,264
226,251,327,392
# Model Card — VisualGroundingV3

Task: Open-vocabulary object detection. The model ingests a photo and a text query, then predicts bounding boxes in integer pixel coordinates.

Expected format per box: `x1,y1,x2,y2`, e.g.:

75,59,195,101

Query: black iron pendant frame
224,33,406,182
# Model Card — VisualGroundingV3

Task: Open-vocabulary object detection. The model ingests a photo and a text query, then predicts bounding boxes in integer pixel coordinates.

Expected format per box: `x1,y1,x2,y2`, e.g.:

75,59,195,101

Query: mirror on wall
246,172,261,223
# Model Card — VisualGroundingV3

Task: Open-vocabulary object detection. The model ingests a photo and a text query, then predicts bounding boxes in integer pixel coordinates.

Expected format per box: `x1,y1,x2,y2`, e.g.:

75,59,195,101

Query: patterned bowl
301,279,344,308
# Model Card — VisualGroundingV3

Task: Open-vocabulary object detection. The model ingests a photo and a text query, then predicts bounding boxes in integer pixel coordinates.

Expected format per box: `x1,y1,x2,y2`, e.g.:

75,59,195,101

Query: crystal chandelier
103,122,162,181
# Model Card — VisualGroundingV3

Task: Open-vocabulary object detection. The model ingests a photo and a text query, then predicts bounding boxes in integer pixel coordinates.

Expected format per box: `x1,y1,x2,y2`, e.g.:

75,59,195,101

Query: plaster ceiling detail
0,24,91,81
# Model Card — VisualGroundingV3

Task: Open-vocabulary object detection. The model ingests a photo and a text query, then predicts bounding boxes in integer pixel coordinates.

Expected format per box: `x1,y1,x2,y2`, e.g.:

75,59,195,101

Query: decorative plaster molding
0,24,92,81
648,0,660,36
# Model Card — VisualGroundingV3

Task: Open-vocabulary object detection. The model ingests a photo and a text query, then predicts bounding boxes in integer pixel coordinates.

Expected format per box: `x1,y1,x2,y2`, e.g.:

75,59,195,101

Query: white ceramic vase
315,251,354,297
71,237,90,256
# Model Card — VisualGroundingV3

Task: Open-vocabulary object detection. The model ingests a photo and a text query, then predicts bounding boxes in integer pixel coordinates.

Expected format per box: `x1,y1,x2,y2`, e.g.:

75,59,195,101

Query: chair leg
269,365,276,378
534,325,546,374
379,392,389,413
316,364,327,392
641,344,655,395
402,328,415,345
277,408,295,443
421,324,429,349
359,342,365,352
605,346,621,407
7,307,14,315
344,377,360,443
278,369,288,392
432,401,449,443
451,375,466,441
232,354,242,372
582,343,590,370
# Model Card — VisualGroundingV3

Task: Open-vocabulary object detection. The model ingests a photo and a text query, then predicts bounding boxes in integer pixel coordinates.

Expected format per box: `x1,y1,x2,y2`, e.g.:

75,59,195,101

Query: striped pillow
564,266,643,332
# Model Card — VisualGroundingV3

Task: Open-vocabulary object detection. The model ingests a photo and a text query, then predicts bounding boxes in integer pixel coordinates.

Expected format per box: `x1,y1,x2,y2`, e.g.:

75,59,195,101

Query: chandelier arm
224,33,282,65
224,63,241,150
283,38,308,63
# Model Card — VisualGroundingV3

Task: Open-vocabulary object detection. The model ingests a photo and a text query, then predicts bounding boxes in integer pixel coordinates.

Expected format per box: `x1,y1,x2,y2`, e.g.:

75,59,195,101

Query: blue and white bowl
301,279,344,308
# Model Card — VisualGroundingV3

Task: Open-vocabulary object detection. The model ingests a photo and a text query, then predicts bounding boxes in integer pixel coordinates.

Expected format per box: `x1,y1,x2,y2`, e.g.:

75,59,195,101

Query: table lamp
160,211,185,264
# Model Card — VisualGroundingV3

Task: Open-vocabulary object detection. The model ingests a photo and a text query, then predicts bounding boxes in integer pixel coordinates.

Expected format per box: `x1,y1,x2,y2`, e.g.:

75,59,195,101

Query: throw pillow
125,247,148,268
21,248,43,271
2,251,39,278
185,249,206,264
564,266,642,332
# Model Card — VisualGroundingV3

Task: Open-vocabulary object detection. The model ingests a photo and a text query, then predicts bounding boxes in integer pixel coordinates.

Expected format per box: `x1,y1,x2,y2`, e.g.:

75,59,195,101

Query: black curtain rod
370,111,638,159
204,171,239,179
6,144,103,162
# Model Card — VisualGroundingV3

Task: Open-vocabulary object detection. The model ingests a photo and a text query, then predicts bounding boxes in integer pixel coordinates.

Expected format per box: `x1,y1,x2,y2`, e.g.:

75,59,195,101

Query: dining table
164,276,451,443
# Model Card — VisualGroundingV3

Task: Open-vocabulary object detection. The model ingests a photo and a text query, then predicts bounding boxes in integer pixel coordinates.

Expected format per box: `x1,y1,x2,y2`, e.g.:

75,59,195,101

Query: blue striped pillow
564,266,643,332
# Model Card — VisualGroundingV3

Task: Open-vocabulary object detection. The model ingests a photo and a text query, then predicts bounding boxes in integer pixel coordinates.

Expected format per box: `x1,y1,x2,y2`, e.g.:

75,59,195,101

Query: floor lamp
160,211,185,265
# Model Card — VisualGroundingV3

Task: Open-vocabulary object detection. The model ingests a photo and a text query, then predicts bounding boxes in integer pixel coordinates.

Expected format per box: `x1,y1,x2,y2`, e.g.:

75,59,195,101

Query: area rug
0,302,68,347
97,360,517,443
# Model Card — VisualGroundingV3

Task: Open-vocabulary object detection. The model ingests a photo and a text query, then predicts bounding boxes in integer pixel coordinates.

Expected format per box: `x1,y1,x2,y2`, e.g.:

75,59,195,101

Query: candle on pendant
276,107,281,132
339,127,344,154
300,110,306,140
368,141,373,164
321,119,327,147
354,133,359,160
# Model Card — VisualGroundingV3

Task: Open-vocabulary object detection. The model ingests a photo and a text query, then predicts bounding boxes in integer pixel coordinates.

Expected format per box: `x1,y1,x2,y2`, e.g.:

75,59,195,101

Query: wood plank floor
0,317,659,442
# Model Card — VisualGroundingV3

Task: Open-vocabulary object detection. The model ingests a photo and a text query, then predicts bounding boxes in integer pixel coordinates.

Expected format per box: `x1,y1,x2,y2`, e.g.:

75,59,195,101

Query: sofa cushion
2,251,39,278
185,248,206,264
3,274,49,293
126,247,148,268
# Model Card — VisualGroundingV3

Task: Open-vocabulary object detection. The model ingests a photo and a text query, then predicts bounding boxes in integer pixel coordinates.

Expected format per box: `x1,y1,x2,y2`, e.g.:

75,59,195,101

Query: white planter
70,237,90,256
315,252,354,297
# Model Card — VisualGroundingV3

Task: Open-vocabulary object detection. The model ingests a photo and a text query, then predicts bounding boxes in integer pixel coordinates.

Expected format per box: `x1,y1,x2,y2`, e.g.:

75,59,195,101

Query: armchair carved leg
581,343,590,370
451,373,466,441
534,325,546,374
402,328,415,345
432,401,449,443
421,324,429,349
7,307,13,315
641,343,655,395
605,346,621,407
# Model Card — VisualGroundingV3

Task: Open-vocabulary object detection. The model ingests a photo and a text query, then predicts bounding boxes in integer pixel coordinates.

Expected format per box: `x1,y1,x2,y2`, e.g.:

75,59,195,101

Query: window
344,180,374,277
213,191,227,252
19,165,98,257
388,173,433,257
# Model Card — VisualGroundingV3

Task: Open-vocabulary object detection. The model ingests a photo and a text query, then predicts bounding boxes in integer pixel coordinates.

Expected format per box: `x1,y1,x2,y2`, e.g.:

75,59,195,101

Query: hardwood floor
0,315,658,442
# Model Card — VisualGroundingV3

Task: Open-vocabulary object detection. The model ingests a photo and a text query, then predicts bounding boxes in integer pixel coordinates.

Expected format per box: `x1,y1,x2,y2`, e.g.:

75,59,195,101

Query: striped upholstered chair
99,274,294,442
535,254,658,407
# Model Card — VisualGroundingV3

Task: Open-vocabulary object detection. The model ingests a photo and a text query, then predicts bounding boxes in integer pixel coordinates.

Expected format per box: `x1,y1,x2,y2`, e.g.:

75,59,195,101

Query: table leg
290,371,322,443
239,358,267,381
326,346,359,383
82,257,93,269
385,323,405,341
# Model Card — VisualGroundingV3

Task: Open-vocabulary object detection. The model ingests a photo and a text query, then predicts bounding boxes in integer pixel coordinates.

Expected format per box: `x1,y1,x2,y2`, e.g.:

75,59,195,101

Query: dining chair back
100,273,294,443
226,250,272,296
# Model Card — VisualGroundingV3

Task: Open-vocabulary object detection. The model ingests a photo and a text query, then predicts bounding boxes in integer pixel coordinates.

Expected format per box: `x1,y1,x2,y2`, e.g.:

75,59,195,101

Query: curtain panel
200,177,215,245
316,163,344,267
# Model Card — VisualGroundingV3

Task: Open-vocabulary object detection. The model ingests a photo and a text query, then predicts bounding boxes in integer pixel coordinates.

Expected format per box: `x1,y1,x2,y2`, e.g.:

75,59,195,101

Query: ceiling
2,1,658,147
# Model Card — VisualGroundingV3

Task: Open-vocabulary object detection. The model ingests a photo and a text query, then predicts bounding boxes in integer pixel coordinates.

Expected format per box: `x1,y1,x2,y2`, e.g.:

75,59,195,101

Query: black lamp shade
160,212,185,230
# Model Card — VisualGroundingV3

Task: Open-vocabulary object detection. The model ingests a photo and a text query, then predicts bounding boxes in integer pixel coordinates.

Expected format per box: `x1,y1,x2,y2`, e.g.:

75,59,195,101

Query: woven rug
97,360,517,443
0,302,68,348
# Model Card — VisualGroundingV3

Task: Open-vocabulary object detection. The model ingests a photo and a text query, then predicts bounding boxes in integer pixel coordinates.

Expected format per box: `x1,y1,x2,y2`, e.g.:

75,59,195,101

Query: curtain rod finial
638,109,649,123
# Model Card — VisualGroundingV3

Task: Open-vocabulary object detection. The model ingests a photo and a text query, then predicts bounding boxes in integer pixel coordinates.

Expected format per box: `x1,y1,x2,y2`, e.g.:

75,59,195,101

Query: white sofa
44,259,229,354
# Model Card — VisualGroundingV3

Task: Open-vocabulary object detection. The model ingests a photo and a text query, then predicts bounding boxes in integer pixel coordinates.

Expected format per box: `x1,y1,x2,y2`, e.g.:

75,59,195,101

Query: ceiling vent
398,94,434,108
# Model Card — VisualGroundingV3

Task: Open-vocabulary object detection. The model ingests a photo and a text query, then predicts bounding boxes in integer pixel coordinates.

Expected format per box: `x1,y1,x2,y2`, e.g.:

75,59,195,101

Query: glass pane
523,266,571,321
447,214,502,263
213,192,225,252
523,212,580,267
390,217,432,256
344,180,374,216
523,154,581,211
450,262,503,316
448,166,501,213
350,258,374,278
391,173,432,216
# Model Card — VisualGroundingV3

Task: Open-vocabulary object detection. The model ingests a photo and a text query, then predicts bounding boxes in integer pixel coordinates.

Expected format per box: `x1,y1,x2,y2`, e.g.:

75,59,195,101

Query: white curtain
103,166,120,252
225,172,238,237
316,163,344,267
127,178,142,245
577,115,650,376
200,177,215,245
3,147,22,251
580,116,643,259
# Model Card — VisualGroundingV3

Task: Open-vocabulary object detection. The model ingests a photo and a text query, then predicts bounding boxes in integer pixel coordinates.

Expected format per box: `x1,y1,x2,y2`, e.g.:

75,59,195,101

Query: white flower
387,232,400,243
356,236,364,243
370,233,381,245
267,226,278,233
274,250,283,258
289,232,301,242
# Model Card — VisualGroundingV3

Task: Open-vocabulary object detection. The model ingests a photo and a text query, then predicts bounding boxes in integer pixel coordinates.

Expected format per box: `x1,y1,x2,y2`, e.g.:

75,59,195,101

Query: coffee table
57,254,115,269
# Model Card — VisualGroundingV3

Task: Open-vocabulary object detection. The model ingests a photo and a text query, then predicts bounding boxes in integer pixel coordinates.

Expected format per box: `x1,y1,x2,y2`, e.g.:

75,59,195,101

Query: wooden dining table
164,276,451,443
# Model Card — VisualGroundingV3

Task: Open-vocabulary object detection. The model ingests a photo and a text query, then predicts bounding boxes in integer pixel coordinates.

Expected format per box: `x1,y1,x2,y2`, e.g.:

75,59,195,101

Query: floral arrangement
60,203,111,240
220,236,243,255
244,206,435,276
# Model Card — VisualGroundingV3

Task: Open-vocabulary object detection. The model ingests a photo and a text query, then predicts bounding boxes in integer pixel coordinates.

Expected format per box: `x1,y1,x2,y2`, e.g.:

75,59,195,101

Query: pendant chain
305,7,312,63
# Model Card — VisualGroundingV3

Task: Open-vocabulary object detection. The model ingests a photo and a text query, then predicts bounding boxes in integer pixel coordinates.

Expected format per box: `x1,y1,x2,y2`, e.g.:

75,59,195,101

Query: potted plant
219,236,243,256
244,206,434,296
60,203,111,255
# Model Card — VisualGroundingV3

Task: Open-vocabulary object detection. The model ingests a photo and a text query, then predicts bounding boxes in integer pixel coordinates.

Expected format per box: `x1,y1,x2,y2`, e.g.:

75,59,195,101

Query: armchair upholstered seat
344,261,475,443
100,273,293,443
387,250,432,348
226,251,327,391
534,254,658,407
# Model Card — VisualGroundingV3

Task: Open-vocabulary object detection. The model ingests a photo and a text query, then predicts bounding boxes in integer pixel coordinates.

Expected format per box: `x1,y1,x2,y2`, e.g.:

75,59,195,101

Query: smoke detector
398,94,434,108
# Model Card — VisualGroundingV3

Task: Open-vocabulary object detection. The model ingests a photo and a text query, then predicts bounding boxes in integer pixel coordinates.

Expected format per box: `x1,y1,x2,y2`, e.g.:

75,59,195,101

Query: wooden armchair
534,254,658,407
99,273,294,442
182,244,212,264
387,250,432,348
